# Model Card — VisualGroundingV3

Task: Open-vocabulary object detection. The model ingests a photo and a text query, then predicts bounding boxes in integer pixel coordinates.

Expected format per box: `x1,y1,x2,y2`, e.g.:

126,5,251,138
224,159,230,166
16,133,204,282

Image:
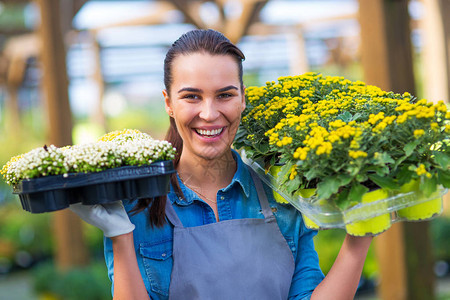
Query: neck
177,150,236,189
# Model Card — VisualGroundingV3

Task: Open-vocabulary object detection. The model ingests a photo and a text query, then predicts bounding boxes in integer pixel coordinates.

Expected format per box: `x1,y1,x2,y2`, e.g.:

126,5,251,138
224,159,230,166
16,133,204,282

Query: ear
163,90,173,116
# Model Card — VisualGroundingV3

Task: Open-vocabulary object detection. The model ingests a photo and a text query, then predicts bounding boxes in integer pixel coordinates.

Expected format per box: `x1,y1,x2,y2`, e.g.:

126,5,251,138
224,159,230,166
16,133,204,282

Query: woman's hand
69,201,135,237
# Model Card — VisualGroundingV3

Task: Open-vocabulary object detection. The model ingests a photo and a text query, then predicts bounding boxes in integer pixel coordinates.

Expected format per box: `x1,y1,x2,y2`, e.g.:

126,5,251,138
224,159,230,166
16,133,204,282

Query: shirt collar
221,149,251,198
169,149,251,205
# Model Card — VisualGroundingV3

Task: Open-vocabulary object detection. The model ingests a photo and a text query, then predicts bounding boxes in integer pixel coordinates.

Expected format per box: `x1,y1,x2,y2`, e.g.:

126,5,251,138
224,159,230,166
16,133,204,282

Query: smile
195,127,224,137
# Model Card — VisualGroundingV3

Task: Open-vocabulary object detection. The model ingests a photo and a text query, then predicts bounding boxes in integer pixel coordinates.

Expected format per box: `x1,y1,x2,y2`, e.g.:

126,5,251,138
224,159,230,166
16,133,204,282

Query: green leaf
337,174,353,186
374,152,395,165
234,127,247,141
317,176,342,199
278,162,294,184
421,176,437,197
335,189,351,210
254,142,269,154
404,141,419,156
316,174,352,199
370,165,390,176
285,175,302,195
433,152,450,169
346,165,360,177
337,111,352,122
348,183,369,204
356,173,368,182
304,167,321,181
393,155,408,170
368,174,399,190
351,113,362,121
396,166,414,186
437,169,450,188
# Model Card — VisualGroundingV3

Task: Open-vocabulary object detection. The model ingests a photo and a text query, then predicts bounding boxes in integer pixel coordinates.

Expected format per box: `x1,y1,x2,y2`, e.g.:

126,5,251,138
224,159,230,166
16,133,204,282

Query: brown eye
183,94,200,100
218,93,233,99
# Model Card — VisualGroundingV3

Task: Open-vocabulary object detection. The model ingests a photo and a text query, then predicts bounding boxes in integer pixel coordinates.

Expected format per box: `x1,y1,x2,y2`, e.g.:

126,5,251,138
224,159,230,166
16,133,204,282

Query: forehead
170,53,240,90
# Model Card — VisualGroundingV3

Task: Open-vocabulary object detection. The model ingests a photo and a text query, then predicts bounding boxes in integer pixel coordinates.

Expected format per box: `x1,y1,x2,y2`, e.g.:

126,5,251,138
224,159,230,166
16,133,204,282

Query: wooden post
359,0,436,299
35,0,88,270
421,0,450,215
90,34,107,132
287,31,309,76
373,223,407,300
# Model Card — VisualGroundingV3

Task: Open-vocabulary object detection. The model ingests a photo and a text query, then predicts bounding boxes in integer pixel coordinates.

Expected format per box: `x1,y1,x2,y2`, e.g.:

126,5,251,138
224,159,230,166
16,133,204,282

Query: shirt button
291,247,296,252
220,196,225,200
161,253,167,257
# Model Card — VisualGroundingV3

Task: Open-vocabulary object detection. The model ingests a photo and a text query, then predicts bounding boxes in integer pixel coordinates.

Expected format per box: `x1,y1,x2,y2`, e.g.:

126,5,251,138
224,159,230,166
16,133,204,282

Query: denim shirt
104,151,324,299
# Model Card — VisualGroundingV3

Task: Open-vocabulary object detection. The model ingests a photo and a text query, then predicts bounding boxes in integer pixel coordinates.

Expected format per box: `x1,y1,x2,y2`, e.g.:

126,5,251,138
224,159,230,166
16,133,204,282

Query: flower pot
268,165,289,204
396,180,443,221
294,188,320,230
344,189,392,236
39,293,61,300
13,161,175,213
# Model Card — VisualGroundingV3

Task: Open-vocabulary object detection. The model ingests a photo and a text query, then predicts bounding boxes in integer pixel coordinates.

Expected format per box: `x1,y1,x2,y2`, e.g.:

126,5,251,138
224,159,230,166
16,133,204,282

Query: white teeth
196,128,223,136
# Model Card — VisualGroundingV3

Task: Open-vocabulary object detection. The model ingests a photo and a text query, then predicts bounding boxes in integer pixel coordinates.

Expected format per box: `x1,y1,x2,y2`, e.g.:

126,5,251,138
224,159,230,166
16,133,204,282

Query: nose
199,98,220,121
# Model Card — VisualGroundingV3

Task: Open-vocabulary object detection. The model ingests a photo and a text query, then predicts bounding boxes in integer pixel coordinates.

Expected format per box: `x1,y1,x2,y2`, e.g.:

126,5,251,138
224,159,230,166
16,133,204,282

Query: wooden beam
72,0,89,18
224,0,268,44
0,28,32,36
90,2,175,32
359,1,436,299
35,0,89,271
0,0,30,3
167,0,206,29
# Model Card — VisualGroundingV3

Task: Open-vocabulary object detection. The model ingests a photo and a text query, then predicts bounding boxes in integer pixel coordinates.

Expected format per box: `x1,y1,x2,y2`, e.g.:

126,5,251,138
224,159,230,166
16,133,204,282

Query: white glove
69,201,135,238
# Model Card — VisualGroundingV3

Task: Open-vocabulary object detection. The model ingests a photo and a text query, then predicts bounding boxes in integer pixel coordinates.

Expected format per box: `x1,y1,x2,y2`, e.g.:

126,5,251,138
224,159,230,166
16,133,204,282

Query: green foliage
107,103,169,140
0,201,52,259
235,71,450,212
314,229,378,279
33,261,111,300
431,216,450,261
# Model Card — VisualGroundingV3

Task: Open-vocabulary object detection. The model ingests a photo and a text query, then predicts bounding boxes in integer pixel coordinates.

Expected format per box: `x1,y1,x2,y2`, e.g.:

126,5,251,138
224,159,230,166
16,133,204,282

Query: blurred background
0,0,449,299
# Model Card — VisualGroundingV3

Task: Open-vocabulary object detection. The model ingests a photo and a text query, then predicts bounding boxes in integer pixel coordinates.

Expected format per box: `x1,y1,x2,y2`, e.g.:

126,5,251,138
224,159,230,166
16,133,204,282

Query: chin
196,145,231,161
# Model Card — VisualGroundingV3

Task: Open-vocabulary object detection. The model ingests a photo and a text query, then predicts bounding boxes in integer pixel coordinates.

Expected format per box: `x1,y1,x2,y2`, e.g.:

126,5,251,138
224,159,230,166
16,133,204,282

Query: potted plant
234,72,450,236
1,129,176,213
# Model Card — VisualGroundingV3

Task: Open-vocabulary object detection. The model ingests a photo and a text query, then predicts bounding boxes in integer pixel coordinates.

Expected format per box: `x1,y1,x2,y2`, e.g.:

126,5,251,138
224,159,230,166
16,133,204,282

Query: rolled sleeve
288,221,325,299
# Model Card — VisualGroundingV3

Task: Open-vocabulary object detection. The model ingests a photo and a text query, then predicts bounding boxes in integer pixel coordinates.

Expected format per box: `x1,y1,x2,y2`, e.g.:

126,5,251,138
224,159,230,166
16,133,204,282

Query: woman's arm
69,202,149,299
111,233,150,300
311,234,372,300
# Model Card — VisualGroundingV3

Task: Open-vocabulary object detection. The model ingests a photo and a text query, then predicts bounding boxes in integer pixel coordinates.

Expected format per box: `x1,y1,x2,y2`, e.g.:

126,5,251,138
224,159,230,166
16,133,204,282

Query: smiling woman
163,53,245,165
69,29,373,300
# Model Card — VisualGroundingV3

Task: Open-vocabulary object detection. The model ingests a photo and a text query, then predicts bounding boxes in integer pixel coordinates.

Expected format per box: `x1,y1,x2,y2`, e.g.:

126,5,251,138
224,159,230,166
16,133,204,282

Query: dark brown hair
132,29,245,227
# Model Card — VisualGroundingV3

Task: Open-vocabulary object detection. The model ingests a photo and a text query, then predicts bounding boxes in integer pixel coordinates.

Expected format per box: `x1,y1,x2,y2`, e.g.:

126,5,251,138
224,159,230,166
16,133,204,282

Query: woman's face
164,52,245,162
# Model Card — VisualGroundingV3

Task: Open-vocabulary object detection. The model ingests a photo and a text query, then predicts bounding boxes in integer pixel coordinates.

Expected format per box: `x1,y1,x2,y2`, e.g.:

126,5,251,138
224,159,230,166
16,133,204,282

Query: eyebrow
178,87,202,94
177,85,239,94
217,85,239,93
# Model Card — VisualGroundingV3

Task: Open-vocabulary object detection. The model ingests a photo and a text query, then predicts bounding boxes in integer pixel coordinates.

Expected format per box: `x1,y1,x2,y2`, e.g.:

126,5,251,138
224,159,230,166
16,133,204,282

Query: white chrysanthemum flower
1,129,176,185
1,145,68,185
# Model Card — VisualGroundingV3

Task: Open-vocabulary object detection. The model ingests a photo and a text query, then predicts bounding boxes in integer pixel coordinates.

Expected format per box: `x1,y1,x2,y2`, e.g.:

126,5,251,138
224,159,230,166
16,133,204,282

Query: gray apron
166,169,295,300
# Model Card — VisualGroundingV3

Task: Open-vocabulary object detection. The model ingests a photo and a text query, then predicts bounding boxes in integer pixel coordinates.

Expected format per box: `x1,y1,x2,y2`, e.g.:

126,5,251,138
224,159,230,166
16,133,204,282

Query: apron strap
248,167,274,219
165,198,184,227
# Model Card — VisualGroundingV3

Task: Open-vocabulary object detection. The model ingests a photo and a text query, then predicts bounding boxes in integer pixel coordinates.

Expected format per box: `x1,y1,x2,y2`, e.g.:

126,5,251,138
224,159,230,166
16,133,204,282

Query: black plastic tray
13,161,175,213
